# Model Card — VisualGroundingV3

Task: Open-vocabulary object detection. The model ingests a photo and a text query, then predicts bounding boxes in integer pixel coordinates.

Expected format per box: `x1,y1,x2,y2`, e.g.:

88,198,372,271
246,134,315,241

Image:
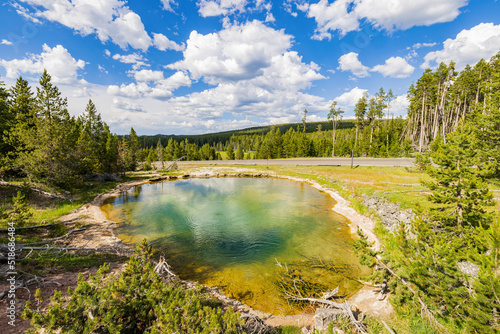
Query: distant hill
139,120,355,147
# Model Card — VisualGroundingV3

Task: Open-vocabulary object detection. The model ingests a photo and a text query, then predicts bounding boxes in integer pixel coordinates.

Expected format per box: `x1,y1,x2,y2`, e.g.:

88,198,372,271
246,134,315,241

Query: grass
277,326,302,334
33,201,81,222
0,174,153,227
0,222,69,244
215,151,256,160
19,253,127,274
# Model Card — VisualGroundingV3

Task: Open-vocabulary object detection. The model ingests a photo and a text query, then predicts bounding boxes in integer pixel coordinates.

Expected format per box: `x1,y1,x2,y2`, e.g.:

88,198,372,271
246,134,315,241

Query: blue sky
1,0,499,135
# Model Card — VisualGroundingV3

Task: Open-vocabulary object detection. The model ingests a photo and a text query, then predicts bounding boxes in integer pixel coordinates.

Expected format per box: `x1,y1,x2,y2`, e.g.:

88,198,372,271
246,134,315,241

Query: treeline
0,70,141,189
138,115,410,164
405,51,500,152
139,120,355,148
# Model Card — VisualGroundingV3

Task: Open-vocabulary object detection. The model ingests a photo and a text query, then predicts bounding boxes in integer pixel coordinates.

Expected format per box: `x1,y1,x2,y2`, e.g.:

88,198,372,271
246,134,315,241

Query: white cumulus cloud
16,0,180,51
160,0,177,12
422,22,500,70
0,44,85,84
390,94,410,117
113,97,146,113
265,12,275,22
371,56,415,78
337,52,369,77
334,87,368,107
354,0,468,31
197,0,273,17
112,53,148,70
159,71,192,90
168,20,293,83
107,82,152,99
161,20,327,122
133,69,165,82
1,39,13,46
107,71,190,100
153,33,184,52
198,0,248,17
298,0,469,40
300,0,359,39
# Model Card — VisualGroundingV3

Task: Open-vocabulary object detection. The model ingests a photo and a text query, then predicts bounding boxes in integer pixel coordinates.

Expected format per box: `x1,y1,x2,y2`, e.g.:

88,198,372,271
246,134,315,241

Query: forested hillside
139,120,355,147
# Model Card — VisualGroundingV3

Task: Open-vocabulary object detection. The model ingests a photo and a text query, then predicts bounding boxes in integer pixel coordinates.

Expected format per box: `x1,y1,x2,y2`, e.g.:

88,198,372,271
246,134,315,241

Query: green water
101,178,370,315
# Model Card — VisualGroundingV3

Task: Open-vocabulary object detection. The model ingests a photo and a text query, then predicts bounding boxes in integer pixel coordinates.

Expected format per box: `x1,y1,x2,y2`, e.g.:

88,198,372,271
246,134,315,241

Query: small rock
314,308,343,331
102,173,121,181
457,261,479,278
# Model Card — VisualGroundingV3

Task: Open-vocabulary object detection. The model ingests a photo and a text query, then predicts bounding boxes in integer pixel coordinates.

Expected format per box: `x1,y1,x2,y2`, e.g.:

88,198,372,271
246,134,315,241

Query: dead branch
0,180,68,200
285,293,367,334
381,320,396,334
0,217,82,232
321,286,339,300
19,227,87,246
375,258,446,331
240,314,277,334
154,256,177,278
0,245,124,261
0,275,43,299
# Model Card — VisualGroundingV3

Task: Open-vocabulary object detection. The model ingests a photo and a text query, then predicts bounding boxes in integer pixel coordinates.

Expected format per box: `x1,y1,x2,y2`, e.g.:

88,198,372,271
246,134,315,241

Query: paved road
175,157,414,167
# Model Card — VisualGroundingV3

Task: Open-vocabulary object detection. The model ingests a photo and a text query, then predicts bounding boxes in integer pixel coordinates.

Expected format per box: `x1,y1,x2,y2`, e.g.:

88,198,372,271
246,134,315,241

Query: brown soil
0,263,124,334
0,184,63,212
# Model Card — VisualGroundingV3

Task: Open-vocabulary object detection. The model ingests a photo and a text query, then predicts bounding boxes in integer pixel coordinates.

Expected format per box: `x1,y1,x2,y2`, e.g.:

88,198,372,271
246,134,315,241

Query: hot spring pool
100,177,370,315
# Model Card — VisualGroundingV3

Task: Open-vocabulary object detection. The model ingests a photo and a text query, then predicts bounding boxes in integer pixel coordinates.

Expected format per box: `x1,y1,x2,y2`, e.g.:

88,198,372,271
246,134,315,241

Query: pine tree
124,127,140,171
104,128,119,173
302,109,308,132
17,70,79,188
327,101,344,157
6,76,35,164
157,138,164,168
0,191,33,227
235,144,244,160
476,53,500,177
386,89,394,156
76,99,105,174
22,240,243,333
354,92,368,153
226,143,235,160
464,219,500,333
0,78,12,163
423,123,494,228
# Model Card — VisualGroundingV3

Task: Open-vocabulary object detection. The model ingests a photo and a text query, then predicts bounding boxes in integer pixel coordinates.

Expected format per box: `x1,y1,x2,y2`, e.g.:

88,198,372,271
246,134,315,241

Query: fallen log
0,180,67,200
375,258,445,331
0,217,82,232
284,292,367,334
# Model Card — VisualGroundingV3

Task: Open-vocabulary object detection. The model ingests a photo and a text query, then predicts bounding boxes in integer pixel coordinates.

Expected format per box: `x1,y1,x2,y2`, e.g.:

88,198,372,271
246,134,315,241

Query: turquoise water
101,178,369,315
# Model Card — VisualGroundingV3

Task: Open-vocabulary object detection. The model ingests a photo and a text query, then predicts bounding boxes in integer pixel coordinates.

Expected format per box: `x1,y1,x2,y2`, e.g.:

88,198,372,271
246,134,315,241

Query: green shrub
23,240,243,333
141,161,153,171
